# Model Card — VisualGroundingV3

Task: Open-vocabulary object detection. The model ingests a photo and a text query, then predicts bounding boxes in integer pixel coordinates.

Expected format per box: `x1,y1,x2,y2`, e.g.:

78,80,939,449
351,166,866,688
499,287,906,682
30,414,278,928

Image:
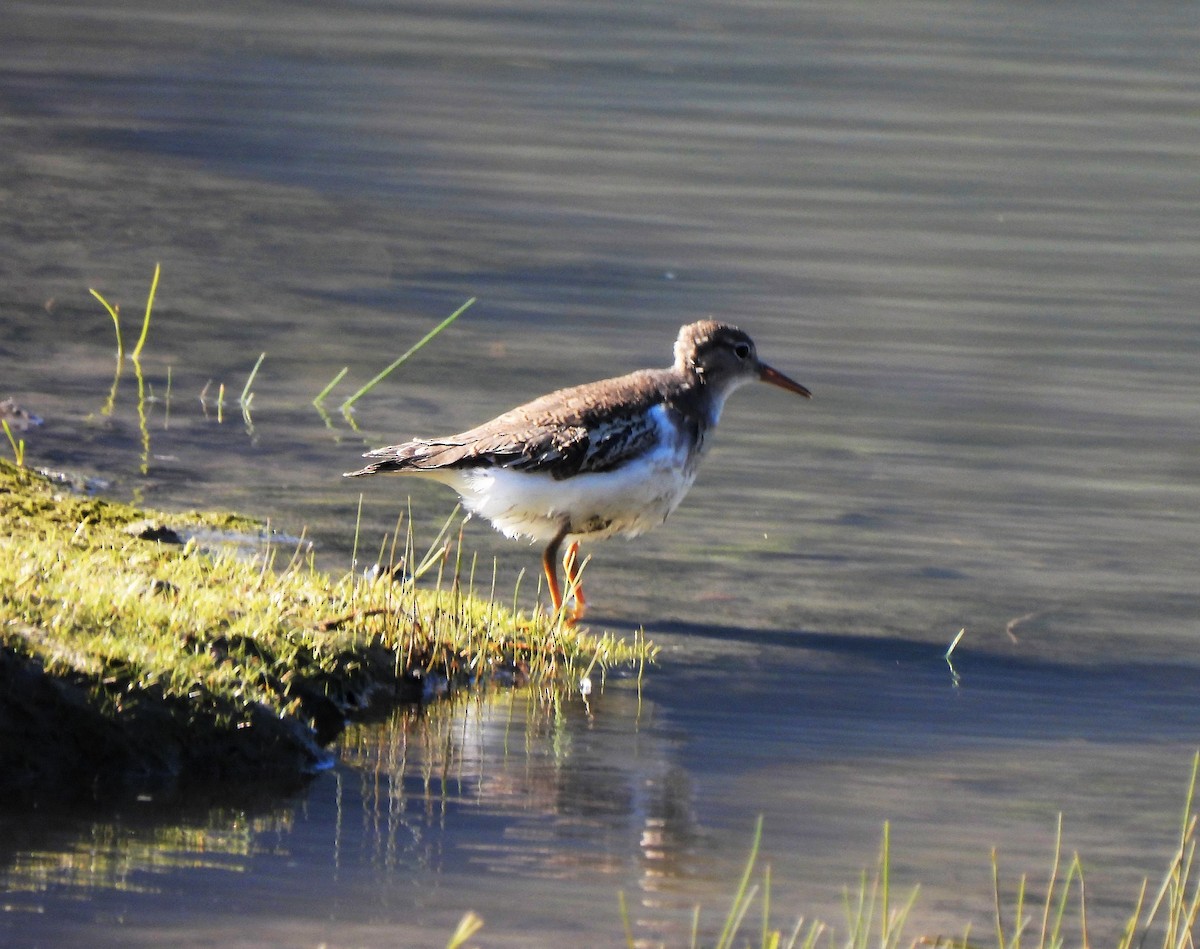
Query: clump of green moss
0,459,653,805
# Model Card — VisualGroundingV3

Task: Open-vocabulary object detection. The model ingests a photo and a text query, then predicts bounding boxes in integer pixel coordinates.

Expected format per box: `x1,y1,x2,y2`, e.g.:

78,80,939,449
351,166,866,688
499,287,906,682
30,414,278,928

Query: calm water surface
2,0,1199,945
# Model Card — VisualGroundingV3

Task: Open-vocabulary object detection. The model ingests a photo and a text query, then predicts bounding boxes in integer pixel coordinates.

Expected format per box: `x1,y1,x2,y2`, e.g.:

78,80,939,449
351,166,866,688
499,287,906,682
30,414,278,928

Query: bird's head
673,320,812,400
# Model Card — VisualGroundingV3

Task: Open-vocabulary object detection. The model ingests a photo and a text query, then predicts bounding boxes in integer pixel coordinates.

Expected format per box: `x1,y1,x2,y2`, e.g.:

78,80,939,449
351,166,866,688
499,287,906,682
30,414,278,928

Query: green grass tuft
0,459,654,801
595,757,1200,949
2,418,25,467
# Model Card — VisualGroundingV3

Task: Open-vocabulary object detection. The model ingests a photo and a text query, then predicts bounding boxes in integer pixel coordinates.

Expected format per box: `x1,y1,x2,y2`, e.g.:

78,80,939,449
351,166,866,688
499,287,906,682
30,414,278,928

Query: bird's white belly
447,437,697,545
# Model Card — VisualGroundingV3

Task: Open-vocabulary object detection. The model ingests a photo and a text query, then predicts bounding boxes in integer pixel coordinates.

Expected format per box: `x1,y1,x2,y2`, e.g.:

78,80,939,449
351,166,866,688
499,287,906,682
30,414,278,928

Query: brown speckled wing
351,368,677,479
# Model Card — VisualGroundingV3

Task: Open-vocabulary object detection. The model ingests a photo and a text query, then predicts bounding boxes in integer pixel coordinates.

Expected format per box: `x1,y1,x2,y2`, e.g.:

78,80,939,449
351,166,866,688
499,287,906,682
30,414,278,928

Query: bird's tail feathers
342,439,460,478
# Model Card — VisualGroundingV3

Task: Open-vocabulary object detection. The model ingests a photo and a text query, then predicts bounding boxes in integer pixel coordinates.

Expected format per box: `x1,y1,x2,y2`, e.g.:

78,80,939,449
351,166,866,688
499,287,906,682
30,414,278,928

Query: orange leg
542,544,564,613
541,524,586,625
563,541,586,623
542,522,569,618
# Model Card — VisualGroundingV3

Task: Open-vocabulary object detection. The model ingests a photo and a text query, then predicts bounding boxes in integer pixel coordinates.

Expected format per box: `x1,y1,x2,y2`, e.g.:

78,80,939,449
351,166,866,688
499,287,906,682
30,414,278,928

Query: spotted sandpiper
345,320,811,623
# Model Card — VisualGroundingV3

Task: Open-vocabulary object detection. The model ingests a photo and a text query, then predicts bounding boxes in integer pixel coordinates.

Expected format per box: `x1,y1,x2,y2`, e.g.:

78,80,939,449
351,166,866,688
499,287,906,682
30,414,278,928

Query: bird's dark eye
733,342,752,360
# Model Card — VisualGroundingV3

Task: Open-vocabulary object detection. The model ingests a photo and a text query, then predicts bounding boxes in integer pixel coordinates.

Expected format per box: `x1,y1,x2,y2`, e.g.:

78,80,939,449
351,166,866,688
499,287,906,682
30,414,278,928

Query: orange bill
759,363,812,398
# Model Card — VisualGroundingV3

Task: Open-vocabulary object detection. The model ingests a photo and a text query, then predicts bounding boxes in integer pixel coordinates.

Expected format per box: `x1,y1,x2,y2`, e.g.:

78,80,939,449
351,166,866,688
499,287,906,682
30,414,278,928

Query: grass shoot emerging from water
605,754,1200,949
588,757,1200,949
0,459,653,799
91,261,159,365
2,418,25,467
335,296,476,413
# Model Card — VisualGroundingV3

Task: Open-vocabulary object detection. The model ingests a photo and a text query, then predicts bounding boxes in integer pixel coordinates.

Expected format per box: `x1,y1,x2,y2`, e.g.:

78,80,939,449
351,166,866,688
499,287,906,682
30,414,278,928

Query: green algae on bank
0,459,653,806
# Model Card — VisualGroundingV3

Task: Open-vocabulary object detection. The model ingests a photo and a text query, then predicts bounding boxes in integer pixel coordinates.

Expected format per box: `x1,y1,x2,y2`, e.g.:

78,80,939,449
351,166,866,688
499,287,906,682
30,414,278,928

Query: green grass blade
1038,813,1064,949
1118,879,1149,949
90,288,124,360
762,861,775,949
131,262,160,361
445,910,483,949
2,420,25,467
881,820,891,944
992,849,1007,949
716,815,765,949
1183,752,1200,841
341,297,475,411
239,352,267,405
411,506,463,581
313,366,349,406
618,890,636,949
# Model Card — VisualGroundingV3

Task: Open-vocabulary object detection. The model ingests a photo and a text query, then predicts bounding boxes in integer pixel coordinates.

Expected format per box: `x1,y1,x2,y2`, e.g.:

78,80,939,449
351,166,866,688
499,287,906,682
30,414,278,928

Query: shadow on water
598,616,1200,756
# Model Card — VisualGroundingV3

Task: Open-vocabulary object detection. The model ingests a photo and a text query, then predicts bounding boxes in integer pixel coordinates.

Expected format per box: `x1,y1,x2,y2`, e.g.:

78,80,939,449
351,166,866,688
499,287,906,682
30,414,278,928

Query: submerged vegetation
0,459,652,804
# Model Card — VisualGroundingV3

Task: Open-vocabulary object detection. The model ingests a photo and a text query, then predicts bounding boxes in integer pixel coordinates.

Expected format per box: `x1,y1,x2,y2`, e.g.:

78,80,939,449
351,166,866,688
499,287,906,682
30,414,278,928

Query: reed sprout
339,297,476,412
600,756,1200,949
2,419,24,467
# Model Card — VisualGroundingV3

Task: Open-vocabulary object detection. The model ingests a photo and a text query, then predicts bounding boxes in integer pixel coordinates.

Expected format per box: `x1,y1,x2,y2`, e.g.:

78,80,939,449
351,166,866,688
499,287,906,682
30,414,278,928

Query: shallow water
3,0,1200,944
